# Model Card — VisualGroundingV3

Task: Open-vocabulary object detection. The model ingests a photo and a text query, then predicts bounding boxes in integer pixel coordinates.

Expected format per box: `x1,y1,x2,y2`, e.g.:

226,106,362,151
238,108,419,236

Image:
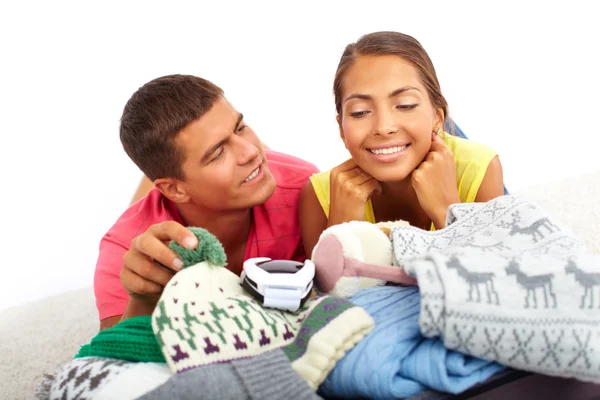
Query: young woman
299,31,505,258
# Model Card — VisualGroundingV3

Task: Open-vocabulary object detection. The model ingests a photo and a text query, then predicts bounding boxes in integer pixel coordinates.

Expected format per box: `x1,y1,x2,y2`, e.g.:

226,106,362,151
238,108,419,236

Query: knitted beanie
153,227,320,370
152,227,375,389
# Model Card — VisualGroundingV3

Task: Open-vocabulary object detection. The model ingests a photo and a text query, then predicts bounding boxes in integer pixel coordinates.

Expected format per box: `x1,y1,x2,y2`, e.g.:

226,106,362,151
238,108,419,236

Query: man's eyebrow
343,86,421,104
201,137,228,164
200,113,244,164
234,113,243,132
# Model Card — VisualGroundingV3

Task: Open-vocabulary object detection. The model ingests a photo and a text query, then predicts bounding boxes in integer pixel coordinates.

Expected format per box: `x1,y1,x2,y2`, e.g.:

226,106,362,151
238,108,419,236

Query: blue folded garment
319,286,505,400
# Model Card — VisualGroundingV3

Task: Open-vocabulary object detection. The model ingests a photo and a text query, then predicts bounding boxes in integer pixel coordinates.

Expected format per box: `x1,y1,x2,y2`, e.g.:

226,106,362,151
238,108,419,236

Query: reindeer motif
505,260,557,308
499,211,559,243
565,259,600,308
447,256,499,304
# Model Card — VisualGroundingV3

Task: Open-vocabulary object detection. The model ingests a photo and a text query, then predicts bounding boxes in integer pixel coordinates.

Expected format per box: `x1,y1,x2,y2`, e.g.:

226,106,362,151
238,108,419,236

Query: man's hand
121,221,198,306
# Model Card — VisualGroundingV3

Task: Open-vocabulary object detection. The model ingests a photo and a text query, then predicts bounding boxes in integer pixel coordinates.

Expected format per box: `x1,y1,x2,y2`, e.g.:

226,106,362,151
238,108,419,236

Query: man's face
174,97,276,211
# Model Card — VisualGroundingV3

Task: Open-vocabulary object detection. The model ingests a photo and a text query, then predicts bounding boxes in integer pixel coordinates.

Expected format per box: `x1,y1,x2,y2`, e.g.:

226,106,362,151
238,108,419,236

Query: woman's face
339,54,443,182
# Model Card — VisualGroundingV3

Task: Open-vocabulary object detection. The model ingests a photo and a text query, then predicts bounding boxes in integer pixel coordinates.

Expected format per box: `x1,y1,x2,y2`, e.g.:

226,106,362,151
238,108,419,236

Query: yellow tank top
309,134,497,230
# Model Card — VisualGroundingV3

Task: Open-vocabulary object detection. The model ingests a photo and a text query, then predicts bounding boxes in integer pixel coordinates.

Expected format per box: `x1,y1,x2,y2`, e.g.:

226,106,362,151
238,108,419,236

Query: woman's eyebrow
344,86,421,104
389,86,420,98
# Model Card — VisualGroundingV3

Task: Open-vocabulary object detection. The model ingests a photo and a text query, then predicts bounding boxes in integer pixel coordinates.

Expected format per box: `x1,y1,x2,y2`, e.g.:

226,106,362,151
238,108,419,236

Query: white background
1,0,599,312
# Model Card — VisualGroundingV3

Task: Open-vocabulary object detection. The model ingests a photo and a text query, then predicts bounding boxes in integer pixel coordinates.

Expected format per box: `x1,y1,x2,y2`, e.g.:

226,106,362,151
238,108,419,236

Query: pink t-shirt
94,150,319,320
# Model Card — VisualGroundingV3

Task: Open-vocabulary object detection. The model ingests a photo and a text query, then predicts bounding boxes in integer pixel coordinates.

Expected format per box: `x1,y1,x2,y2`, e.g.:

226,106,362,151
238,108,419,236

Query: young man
96,75,318,330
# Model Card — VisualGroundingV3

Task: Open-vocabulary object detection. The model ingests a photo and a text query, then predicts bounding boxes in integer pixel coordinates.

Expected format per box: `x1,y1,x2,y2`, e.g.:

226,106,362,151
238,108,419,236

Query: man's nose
234,136,260,165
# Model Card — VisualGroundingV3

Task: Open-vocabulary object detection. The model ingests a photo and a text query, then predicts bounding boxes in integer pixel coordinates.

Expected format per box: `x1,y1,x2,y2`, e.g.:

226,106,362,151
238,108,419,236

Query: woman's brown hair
333,31,448,125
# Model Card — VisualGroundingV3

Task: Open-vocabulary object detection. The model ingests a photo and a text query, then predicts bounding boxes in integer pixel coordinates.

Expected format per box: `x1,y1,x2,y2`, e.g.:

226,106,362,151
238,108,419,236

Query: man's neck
176,203,253,251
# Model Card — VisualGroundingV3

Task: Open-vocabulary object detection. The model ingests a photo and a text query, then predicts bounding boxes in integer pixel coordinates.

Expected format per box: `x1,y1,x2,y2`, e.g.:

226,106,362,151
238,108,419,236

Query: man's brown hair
120,74,223,181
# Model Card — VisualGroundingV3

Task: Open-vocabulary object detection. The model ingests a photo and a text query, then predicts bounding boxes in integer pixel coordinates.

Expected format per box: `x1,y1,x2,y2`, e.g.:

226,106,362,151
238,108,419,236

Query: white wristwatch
240,257,315,312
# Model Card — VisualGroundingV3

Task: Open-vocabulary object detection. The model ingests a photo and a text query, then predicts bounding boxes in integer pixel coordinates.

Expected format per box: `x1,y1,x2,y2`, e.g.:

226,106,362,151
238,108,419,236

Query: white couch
2,171,600,400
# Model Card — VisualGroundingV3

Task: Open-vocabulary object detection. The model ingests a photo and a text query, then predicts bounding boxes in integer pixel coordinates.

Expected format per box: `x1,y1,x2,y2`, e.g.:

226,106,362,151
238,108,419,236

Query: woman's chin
360,166,411,184
357,158,415,183
376,175,411,184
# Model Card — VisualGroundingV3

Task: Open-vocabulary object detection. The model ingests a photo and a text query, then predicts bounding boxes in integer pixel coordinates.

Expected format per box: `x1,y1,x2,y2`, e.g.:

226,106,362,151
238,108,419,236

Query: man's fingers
123,249,176,285
120,266,165,295
131,234,183,271
148,221,198,249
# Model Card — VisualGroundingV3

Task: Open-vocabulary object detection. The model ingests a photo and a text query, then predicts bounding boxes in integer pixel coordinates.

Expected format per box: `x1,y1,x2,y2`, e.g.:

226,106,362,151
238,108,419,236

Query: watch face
255,260,304,274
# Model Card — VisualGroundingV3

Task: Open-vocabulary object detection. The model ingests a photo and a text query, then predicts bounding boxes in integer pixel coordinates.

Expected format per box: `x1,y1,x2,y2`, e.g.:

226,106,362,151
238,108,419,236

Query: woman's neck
379,178,414,202
371,178,431,229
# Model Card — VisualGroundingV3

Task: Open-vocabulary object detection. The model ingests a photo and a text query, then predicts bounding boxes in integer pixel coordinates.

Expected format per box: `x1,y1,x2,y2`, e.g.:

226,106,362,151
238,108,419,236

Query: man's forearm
121,297,157,321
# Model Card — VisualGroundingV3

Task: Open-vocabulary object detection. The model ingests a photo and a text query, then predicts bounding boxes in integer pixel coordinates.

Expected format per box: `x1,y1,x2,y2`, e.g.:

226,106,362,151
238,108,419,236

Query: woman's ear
433,108,445,132
154,178,190,204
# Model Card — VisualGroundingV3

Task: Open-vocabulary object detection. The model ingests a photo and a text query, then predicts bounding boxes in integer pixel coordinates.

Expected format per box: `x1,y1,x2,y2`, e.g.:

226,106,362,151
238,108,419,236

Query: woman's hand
328,159,381,227
411,133,460,229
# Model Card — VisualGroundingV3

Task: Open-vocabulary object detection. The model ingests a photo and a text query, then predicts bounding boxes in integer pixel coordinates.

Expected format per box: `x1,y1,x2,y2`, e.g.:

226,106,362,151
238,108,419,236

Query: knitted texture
73,295,373,391
138,350,323,400
152,260,374,389
75,316,164,362
395,195,600,382
169,227,227,268
320,286,504,400
152,261,325,372
73,295,372,392
75,227,374,391
282,297,374,389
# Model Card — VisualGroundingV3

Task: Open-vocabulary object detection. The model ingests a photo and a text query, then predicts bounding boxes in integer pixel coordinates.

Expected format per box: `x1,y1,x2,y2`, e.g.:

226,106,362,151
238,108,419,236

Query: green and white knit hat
152,227,374,390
